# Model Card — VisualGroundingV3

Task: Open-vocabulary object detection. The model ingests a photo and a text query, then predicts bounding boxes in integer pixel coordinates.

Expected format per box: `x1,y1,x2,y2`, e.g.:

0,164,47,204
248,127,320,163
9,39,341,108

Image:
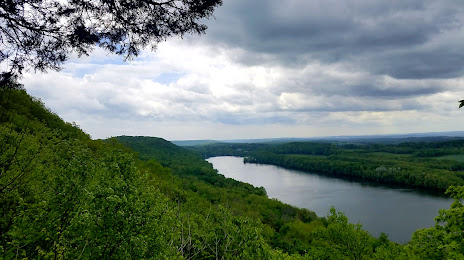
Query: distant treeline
187,141,464,192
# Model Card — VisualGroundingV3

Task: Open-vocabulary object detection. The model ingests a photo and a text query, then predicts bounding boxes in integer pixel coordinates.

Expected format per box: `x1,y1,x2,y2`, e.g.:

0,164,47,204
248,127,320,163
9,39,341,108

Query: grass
436,154,464,162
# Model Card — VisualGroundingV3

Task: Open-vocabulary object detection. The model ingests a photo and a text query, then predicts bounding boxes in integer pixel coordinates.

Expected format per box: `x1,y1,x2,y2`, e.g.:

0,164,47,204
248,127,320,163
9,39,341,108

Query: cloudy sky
24,0,464,140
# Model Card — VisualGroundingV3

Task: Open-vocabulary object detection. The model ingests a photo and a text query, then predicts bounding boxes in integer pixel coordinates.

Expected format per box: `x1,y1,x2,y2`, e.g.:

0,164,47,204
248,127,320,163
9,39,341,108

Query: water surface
207,156,453,244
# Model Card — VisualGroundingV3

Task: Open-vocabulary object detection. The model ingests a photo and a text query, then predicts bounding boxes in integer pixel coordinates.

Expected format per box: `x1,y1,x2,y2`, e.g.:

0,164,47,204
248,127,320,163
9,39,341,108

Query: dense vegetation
1,85,464,259
0,85,268,258
188,141,464,192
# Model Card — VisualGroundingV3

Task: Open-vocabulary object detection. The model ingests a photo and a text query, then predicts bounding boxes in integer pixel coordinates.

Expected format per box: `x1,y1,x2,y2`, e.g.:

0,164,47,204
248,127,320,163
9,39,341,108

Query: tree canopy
0,0,222,80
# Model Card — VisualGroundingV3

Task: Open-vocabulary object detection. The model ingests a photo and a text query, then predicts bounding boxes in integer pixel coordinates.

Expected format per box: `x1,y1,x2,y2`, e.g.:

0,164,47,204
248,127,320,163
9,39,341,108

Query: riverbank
208,156,453,244
188,141,464,192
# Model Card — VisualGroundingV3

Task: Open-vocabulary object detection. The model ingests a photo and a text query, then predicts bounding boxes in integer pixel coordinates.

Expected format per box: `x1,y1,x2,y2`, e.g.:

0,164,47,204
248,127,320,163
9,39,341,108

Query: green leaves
406,185,464,259
0,86,270,258
313,207,374,260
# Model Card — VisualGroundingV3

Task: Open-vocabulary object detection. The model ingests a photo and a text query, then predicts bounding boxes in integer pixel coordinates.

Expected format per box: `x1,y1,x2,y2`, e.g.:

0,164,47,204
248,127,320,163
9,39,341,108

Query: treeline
2,85,464,259
244,152,462,192
189,139,464,158
349,140,464,157
185,142,267,158
189,141,464,192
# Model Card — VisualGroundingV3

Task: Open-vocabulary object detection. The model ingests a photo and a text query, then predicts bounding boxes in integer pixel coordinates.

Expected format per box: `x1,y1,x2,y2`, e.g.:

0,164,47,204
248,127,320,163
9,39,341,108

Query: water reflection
207,156,453,244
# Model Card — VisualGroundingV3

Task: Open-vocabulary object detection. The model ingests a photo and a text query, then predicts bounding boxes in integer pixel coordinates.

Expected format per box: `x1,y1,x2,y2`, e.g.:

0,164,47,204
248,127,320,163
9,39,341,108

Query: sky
23,0,464,140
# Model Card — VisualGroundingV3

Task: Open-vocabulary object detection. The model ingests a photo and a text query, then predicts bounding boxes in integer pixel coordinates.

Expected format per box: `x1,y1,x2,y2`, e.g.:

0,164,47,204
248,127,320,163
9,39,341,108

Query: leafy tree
0,0,223,78
313,207,374,260
407,185,464,259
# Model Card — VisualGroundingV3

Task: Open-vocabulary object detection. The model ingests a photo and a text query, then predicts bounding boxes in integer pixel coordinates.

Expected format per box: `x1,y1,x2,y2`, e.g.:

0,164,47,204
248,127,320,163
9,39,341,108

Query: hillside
115,136,268,196
0,85,268,258
1,85,464,259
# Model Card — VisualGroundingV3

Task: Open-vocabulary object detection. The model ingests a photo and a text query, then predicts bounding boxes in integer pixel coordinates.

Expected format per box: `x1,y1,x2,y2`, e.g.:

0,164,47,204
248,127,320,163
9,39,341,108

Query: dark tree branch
0,0,222,79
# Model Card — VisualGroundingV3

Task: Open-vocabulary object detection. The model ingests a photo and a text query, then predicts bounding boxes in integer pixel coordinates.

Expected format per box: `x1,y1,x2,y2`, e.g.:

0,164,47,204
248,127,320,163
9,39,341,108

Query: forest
1,85,464,259
188,140,464,193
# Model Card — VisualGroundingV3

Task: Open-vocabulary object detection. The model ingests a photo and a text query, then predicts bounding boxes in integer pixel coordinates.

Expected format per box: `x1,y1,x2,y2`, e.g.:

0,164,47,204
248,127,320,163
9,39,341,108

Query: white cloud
21,0,464,140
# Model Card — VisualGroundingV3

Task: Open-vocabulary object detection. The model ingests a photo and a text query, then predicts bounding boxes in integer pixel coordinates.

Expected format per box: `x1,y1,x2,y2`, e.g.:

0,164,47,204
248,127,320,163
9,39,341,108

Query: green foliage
407,185,464,259
193,140,464,192
1,129,179,258
311,207,375,259
115,136,323,254
115,136,268,196
437,154,464,163
0,87,273,259
2,86,464,259
0,85,90,140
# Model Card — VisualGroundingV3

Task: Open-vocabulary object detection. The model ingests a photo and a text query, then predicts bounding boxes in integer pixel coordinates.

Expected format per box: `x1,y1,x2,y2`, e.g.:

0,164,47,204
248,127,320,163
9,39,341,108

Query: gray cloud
203,0,464,80
22,1,464,140
302,76,448,99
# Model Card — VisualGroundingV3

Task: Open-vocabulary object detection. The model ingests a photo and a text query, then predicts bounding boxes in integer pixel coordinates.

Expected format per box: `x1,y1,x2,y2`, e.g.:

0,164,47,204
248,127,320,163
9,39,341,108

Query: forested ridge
1,85,464,259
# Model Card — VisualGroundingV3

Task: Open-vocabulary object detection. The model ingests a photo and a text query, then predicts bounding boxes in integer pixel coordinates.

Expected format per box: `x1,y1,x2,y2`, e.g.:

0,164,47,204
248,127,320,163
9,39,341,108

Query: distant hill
176,131,464,145
343,136,464,144
116,135,194,164
313,131,464,144
113,135,268,196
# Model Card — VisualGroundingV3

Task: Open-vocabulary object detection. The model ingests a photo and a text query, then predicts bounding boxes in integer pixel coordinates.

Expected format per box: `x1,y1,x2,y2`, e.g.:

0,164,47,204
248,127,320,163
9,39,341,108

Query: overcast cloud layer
24,0,464,140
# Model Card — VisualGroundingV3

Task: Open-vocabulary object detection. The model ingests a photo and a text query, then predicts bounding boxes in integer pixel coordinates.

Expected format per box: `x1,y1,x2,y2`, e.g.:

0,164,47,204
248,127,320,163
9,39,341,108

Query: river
206,156,453,244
